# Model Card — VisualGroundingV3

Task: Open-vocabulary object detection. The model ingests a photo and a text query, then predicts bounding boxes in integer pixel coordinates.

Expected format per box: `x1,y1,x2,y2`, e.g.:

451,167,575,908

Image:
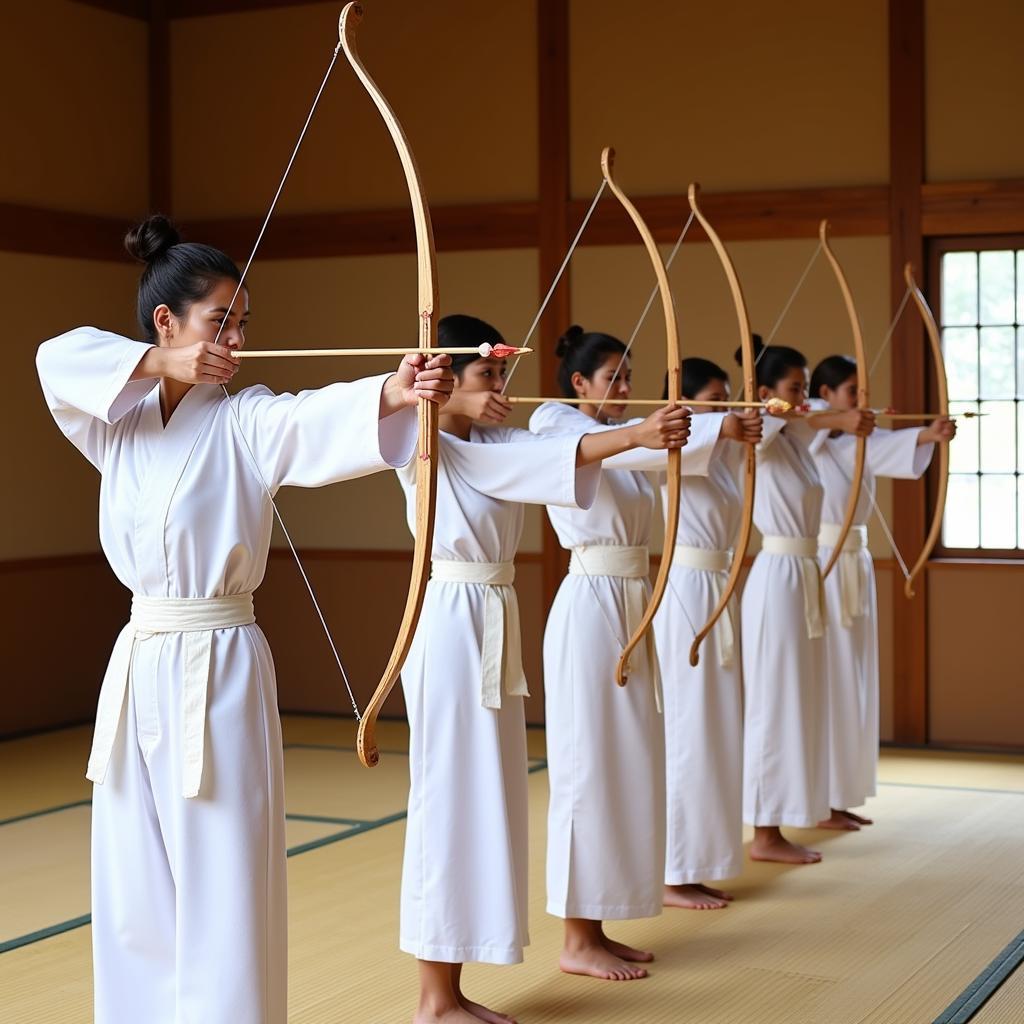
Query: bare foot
601,933,655,963
458,995,517,1024
695,883,734,901
559,945,649,981
663,883,730,909
841,809,873,826
816,809,861,831
414,1006,483,1024
750,831,822,864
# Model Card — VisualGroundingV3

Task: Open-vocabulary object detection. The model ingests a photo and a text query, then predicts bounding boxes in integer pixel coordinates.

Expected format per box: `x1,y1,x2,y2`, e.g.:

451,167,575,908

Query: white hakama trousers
91,618,286,1024
400,573,530,965
742,540,830,828
655,551,744,885
819,524,879,810
544,548,665,921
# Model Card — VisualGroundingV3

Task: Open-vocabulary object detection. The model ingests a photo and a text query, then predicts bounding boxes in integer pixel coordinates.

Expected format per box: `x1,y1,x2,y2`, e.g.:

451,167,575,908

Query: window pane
979,326,1016,398
1019,477,1024,548
979,251,1015,325
944,327,978,400
944,475,979,547
942,252,977,326
1018,326,1024,399
980,475,1017,547
950,401,980,473
1019,403,1024,473
1018,251,1024,324
980,400,1016,472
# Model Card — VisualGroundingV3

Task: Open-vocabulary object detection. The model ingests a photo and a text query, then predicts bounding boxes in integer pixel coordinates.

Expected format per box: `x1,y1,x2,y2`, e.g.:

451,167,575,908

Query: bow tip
687,182,701,205
818,219,831,243
688,644,701,668
358,745,380,769
339,2,363,37
601,147,616,177
903,261,917,287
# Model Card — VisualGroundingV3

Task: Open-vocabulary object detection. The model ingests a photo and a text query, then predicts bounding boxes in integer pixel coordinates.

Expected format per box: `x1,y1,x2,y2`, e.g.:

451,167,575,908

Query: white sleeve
868,426,934,479
232,374,418,491
36,327,157,469
757,412,790,453
599,411,726,477
805,398,831,456
443,430,599,509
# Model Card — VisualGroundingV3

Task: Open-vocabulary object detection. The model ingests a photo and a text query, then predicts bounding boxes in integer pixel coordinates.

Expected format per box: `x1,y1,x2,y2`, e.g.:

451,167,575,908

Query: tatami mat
2,716,1022,1023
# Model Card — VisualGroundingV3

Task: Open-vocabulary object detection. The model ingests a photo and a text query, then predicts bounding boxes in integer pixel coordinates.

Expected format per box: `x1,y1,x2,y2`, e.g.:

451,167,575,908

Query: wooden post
537,0,572,610
889,0,928,744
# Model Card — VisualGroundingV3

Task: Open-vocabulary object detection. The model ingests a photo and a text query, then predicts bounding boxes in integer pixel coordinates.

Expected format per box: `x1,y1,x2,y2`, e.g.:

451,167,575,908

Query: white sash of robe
673,545,736,667
818,522,869,628
87,594,256,798
568,544,662,709
761,535,826,639
430,560,528,709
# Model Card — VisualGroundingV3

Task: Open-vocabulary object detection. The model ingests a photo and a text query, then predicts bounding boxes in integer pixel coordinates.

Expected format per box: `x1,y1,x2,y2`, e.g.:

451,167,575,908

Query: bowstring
868,286,912,379
757,240,824,366
208,42,361,720
594,211,695,418
501,179,607,395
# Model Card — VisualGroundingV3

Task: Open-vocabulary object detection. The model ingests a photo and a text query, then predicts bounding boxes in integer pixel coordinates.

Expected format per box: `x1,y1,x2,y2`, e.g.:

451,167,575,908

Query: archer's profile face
687,378,730,413
456,357,508,392
572,353,632,421
761,366,808,408
821,374,859,411
153,278,249,352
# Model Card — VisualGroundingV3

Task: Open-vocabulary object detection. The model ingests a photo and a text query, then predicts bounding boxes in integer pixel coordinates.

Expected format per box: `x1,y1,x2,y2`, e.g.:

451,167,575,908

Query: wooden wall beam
181,201,540,261
922,180,1024,236
5,179,1024,263
536,0,572,610
167,0,323,16
0,203,133,262
889,0,929,746
73,0,150,18
570,185,891,244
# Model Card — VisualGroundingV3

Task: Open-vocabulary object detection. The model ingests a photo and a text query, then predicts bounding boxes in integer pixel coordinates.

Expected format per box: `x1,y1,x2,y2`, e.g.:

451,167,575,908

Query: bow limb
819,220,869,581
600,148,681,687
340,3,440,768
902,262,948,599
685,183,756,667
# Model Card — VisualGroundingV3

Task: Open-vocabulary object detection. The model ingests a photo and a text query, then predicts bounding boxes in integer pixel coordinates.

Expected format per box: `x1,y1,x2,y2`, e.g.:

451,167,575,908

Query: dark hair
125,215,241,343
437,313,504,377
555,325,627,398
735,333,806,388
662,357,730,400
809,354,857,399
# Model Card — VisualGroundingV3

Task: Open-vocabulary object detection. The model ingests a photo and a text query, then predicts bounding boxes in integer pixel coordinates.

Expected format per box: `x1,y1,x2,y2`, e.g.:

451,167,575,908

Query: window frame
927,233,1024,561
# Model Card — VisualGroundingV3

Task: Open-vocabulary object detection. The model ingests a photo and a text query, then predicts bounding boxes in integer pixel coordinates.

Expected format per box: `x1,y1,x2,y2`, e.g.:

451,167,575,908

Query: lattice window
934,239,1024,554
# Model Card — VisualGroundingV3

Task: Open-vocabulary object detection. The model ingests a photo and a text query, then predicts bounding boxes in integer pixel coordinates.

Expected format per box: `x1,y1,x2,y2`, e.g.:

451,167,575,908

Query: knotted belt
430,560,527,709
819,522,869,628
673,545,736,667
87,593,256,799
761,535,825,639
568,544,662,708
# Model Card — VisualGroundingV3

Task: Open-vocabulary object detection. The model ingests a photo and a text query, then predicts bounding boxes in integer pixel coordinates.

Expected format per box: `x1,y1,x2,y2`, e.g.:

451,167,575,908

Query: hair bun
735,332,764,368
125,214,181,264
555,324,586,359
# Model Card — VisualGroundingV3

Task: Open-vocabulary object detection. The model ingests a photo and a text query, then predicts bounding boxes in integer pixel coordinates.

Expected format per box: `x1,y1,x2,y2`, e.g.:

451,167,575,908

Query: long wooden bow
685,183,756,666
600,148,682,687
819,220,870,581
339,3,440,768
902,262,949,599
